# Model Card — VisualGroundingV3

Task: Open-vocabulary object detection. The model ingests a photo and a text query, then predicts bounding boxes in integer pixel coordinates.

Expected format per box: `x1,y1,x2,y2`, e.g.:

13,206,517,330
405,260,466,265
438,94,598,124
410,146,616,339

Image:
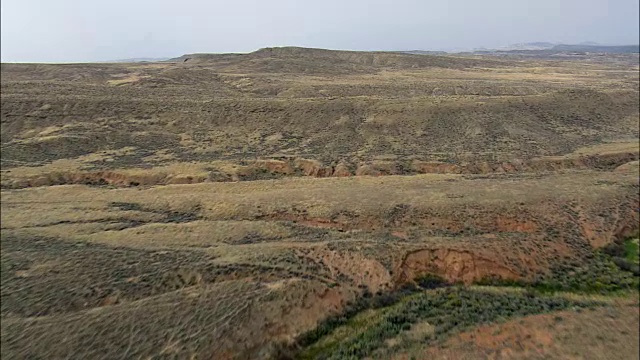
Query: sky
1,0,639,62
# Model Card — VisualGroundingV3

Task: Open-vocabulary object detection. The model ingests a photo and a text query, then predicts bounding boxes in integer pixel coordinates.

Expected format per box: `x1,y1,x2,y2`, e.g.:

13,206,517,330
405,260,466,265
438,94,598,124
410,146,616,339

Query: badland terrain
1,46,639,359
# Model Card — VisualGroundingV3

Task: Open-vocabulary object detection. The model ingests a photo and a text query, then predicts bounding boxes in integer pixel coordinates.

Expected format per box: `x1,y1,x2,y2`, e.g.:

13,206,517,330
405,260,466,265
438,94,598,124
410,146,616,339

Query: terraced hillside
1,47,639,359
1,47,638,184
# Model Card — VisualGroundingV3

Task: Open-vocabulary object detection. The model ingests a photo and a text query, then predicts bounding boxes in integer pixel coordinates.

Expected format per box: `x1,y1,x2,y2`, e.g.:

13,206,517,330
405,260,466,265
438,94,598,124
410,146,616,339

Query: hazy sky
1,0,639,62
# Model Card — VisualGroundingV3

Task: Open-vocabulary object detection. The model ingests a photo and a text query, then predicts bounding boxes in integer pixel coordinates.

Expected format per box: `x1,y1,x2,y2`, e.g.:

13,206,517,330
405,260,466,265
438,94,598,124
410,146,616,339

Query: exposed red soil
3,170,194,188
393,248,523,285
332,163,352,177
2,151,636,189
264,197,639,287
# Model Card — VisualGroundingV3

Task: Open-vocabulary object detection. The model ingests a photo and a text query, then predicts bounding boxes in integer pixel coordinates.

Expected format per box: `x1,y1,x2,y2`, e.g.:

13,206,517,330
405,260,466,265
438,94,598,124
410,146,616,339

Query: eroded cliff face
293,183,639,289
290,197,639,290
2,152,637,189
393,248,522,285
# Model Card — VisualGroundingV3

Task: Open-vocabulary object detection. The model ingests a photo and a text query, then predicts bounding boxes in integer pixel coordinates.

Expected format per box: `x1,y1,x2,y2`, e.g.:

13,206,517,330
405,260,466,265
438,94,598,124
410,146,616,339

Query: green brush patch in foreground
478,239,640,294
624,238,639,265
298,287,601,360
601,235,640,268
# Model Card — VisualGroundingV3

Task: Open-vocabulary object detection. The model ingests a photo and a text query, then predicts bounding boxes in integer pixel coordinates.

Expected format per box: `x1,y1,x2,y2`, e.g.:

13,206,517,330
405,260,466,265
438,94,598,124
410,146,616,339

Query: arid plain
1,47,639,359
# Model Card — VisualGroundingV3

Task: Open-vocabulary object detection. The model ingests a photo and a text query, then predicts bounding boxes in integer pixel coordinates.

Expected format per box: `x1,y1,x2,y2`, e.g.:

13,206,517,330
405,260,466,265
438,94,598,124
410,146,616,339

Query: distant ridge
399,50,448,55
496,42,557,51
469,43,639,54
107,43,638,66
105,57,170,63
169,46,506,74
549,44,639,53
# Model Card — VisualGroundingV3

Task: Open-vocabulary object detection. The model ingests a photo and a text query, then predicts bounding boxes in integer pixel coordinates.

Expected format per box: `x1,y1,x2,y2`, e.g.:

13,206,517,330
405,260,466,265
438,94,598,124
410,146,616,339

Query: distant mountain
578,41,600,46
550,44,639,53
468,42,638,54
497,42,557,51
400,50,448,55
464,43,639,56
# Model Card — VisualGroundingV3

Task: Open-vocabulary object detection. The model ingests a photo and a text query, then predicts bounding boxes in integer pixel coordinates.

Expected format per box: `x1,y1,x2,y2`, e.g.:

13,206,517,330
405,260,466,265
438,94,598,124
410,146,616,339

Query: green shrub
533,251,639,294
299,287,599,359
415,274,449,289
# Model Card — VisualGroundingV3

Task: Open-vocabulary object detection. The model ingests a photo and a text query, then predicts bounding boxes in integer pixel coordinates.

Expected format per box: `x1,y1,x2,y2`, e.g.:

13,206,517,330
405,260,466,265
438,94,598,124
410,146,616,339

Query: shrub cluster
303,287,598,359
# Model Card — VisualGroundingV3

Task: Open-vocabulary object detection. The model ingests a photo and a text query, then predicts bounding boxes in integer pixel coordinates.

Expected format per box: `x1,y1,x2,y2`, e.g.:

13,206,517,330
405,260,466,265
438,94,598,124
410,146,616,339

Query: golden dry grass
1,48,639,359
2,169,633,226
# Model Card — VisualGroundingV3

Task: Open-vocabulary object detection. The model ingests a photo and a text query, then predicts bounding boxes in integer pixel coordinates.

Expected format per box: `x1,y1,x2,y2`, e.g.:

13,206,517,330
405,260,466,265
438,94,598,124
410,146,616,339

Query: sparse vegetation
602,236,640,275
477,242,640,294
535,252,639,294
1,47,638,359
298,287,602,359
